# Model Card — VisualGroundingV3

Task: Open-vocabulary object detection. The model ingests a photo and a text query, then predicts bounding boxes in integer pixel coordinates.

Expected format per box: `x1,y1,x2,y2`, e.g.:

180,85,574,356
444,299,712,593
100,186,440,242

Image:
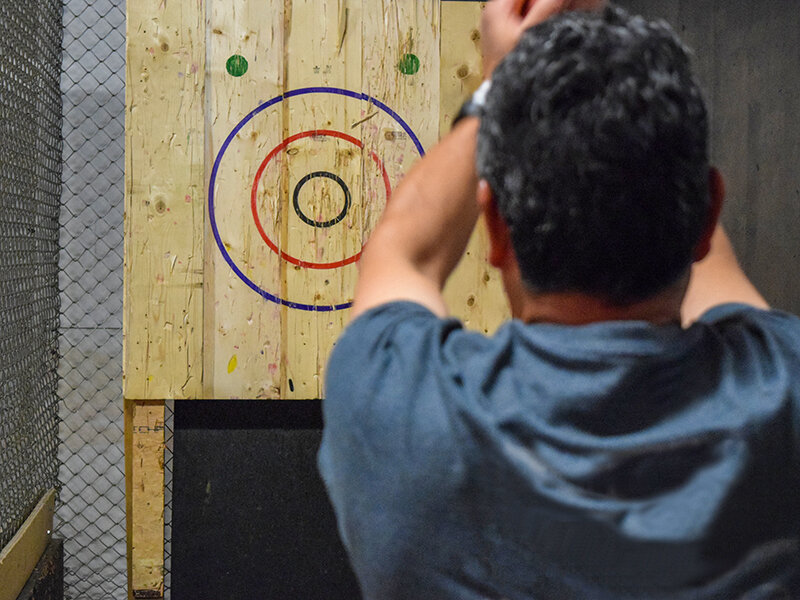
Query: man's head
477,6,714,306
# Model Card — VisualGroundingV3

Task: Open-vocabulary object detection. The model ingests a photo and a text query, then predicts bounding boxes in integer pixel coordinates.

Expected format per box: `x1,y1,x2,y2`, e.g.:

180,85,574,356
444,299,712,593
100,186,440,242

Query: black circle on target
292,171,352,228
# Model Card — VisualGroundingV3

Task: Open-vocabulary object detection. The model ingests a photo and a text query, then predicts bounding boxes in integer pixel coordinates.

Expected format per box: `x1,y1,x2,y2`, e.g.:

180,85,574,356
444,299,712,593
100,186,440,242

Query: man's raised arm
350,0,607,320
350,118,482,319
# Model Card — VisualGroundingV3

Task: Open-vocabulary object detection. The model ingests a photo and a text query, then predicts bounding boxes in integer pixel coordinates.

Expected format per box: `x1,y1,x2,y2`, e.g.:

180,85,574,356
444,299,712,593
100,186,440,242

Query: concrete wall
619,0,800,315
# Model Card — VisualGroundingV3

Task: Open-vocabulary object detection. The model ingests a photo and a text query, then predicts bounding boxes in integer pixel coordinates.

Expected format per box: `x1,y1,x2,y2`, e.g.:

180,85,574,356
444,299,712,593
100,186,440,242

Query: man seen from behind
319,1,800,598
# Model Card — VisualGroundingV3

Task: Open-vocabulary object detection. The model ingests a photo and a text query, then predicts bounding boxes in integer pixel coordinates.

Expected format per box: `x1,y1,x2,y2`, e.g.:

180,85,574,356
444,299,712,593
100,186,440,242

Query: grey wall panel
58,0,127,598
618,0,800,313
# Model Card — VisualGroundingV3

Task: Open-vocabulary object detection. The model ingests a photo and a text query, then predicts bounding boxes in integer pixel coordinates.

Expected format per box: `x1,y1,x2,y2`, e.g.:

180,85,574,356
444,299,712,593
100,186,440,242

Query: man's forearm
349,0,609,320
350,118,481,318
371,118,481,285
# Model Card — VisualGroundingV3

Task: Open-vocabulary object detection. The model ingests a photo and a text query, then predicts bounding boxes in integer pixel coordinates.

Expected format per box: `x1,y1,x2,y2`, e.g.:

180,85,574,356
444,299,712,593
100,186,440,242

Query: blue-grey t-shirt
319,302,800,599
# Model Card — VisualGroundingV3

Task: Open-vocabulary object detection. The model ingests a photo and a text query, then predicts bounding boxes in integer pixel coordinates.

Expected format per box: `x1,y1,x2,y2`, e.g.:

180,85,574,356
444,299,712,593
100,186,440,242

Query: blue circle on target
208,86,425,312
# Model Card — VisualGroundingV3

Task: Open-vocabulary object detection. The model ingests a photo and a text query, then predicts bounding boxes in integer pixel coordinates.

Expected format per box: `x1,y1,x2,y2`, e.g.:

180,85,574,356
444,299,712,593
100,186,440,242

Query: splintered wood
125,0,506,401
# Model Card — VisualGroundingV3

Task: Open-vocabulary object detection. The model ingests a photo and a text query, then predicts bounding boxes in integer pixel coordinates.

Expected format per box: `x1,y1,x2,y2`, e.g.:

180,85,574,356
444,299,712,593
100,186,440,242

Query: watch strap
452,79,492,129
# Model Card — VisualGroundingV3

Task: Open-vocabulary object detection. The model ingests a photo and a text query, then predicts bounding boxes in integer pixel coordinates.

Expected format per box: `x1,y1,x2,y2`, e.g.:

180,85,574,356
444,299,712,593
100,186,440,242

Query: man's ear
693,167,725,262
477,180,514,268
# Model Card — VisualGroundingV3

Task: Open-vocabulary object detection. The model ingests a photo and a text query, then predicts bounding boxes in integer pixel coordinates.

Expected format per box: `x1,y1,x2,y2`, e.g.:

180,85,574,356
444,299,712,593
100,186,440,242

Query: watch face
473,79,492,107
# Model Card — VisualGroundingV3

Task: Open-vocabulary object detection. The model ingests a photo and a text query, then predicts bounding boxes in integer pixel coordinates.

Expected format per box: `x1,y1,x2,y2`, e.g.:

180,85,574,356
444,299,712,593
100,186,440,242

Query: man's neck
509,279,688,326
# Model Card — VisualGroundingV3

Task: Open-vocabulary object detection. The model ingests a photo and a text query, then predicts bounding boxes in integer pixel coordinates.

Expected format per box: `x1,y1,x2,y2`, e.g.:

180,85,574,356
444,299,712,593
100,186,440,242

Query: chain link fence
0,0,62,554
57,0,127,597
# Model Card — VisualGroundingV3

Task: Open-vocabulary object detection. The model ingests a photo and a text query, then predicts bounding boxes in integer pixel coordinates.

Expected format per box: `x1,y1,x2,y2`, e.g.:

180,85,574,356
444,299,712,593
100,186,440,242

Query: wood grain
124,0,205,400
205,0,285,399
127,0,508,399
205,0,443,398
126,400,165,598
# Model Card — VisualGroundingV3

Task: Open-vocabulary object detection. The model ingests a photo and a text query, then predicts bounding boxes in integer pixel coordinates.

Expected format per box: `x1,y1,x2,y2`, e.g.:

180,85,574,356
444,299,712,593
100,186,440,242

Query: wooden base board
0,490,55,600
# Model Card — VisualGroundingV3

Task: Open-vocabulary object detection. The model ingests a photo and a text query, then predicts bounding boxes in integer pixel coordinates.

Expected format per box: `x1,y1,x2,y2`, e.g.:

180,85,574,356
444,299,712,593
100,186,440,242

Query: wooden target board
125,0,505,402
125,1,504,594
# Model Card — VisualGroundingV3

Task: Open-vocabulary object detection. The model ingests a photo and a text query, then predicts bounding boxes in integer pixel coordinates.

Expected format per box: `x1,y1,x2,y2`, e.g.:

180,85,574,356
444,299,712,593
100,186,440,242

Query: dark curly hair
476,5,709,305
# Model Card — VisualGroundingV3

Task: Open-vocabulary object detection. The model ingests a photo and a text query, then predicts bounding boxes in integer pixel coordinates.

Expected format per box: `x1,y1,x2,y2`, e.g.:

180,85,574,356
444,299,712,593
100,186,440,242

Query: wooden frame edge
126,399,166,600
0,489,56,600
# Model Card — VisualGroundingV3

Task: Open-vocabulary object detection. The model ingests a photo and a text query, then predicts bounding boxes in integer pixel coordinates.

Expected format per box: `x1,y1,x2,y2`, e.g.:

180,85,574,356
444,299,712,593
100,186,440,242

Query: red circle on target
251,129,392,270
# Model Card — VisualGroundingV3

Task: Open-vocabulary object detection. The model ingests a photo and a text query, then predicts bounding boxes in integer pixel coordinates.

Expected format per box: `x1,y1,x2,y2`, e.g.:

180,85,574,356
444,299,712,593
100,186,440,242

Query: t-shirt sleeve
698,302,800,442
317,301,475,569
323,301,466,420
698,303,800,363
698,302,800,347
697,302,781,325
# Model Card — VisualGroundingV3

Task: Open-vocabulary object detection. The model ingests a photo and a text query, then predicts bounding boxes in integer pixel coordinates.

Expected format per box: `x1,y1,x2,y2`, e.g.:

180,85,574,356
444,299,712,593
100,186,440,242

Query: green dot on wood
398,53,420,75
226,54,249,77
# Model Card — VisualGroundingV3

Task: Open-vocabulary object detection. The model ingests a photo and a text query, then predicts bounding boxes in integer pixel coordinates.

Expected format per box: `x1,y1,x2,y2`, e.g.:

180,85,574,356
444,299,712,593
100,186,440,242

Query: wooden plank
205,0,286,399
124,0,205,400
124,398,133,598
125,400,165,599
0,489,55,600
280,0,440,397
14,538,63,600
439,1,485,134
206,0,441,398
441,1,509,334
279,0,365,399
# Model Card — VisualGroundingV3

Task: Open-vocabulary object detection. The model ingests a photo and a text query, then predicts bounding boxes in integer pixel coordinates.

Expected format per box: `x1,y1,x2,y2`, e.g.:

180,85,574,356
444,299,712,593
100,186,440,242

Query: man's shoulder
697,302,800,325
326,300,800,406
696,302,800,350
330,300,492,364
346,300,444,330
693,303,800,401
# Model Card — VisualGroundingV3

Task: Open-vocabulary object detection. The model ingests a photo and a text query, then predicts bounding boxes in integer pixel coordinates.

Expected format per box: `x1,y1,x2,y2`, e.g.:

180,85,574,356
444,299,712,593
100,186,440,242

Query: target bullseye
209,87,425,311
251,128,391,270
293,171,351,229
